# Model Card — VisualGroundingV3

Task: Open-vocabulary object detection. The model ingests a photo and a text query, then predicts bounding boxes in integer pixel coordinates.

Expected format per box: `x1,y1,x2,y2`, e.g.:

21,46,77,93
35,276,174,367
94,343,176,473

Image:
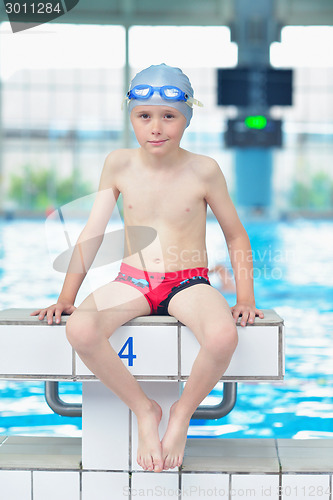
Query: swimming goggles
123,84,203,108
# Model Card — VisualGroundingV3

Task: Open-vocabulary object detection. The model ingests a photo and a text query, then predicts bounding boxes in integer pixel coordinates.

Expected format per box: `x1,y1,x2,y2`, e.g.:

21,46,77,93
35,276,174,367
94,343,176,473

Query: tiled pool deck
0,436,332,499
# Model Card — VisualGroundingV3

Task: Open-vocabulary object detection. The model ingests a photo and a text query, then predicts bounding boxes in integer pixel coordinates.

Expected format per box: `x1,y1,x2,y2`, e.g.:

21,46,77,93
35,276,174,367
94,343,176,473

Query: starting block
0,308,285,499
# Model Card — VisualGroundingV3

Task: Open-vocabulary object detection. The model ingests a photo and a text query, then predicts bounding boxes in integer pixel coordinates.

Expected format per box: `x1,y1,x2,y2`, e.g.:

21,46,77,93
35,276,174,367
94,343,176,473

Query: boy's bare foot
161,401,190,470
137,400,163,472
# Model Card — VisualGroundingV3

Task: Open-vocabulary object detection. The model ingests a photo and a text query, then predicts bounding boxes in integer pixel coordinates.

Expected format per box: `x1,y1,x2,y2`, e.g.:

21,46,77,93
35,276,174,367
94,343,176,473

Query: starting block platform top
0,308,284,382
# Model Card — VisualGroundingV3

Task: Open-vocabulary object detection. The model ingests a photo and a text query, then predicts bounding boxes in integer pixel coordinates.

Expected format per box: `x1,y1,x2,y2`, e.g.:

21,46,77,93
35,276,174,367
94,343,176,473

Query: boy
32,63,263,473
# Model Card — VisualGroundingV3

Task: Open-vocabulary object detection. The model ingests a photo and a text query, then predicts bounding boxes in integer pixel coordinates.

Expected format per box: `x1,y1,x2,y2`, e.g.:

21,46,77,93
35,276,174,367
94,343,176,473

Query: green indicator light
244,115,267,129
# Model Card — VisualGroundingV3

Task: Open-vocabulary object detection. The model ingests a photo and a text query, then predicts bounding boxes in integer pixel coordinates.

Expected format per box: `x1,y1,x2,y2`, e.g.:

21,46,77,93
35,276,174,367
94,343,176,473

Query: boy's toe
146,458,153,471
163,455,171,470
153,456,163,473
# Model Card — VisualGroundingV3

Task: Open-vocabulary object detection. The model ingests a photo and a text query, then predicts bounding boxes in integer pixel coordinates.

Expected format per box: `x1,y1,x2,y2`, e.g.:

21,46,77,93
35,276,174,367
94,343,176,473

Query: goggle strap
121,93,203,110
186,96,204,108
121,96,129,110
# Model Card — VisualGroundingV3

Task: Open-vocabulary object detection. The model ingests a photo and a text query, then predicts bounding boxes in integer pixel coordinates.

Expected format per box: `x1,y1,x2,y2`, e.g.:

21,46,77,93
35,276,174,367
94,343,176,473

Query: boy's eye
140,113,150,119
165,114,174,119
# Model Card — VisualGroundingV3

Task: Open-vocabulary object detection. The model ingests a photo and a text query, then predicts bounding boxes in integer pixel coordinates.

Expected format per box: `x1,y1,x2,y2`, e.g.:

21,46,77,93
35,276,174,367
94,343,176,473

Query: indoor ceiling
0,0,333,27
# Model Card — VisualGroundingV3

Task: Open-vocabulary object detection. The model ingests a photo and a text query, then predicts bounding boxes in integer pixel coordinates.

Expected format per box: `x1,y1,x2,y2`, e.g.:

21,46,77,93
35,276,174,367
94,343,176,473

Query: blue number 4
118,337,137,366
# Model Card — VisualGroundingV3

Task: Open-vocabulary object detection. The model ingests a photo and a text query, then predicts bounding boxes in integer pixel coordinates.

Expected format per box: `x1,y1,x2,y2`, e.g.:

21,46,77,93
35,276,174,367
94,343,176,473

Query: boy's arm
31,152,120,324
204,158,264,326
58,153,120,302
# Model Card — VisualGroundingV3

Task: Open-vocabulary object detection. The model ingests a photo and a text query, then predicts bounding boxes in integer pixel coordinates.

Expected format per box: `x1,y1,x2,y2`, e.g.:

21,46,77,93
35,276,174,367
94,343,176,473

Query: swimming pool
0,218,332,439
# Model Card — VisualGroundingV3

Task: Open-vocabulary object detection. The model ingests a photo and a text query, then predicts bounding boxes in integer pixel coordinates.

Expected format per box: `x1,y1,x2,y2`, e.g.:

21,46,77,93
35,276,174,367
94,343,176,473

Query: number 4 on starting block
118,337,137,366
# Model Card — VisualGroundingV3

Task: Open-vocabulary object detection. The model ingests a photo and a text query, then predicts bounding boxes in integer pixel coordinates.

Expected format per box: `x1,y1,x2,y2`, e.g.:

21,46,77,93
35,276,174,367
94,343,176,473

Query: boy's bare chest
121,171,205,223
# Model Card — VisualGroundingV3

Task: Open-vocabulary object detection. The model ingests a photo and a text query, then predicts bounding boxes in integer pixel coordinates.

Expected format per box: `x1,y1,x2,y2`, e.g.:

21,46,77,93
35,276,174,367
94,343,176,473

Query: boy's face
130,105,187,154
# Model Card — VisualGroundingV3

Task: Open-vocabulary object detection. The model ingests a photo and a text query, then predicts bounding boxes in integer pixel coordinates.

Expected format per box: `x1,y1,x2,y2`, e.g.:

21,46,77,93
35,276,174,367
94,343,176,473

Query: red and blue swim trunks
114,262,211,315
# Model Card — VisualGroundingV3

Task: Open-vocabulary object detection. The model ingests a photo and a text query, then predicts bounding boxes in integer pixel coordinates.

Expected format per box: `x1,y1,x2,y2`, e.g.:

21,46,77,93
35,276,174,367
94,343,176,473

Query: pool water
0,218,332,439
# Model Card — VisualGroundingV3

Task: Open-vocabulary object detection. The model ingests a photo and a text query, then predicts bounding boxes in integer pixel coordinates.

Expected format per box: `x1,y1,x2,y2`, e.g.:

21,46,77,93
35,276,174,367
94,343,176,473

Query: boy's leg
66,281,164,472
162,285,238,469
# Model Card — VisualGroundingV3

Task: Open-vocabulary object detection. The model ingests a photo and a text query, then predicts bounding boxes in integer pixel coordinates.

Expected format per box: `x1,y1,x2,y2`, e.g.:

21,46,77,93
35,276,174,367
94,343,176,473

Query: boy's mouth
148,139,168,145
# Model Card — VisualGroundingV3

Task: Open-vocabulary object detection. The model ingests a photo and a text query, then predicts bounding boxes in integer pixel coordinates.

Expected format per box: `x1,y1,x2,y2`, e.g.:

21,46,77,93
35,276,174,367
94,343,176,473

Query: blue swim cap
127,64,197,128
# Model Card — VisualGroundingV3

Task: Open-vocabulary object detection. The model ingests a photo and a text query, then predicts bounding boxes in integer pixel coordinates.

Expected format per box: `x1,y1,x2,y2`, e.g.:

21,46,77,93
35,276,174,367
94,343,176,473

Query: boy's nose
150,118,162,134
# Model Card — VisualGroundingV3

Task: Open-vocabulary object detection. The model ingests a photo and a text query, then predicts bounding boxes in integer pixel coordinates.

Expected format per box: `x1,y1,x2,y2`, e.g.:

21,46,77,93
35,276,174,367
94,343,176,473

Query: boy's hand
31,302,76,325
230,303,264,327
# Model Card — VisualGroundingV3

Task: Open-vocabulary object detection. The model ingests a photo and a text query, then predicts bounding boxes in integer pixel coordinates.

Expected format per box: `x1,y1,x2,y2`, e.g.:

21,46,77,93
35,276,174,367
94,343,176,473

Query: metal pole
192,382,238,420
44,381,82,417
0,35,4,215
122,24,131,148
44,381,237,420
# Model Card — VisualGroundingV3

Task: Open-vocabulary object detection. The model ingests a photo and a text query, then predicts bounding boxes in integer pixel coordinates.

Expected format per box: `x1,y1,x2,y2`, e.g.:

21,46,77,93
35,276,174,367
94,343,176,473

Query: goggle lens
128,85,186,102
133,85,151,97
163,87,182,98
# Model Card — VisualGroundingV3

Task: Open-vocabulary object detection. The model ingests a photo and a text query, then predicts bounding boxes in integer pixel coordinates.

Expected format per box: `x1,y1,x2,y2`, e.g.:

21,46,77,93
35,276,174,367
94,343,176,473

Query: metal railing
45,381,237,420
44,381,82,417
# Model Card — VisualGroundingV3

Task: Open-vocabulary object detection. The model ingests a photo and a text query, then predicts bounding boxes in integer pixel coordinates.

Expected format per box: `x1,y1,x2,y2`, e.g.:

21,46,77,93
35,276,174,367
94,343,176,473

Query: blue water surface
0,218,332,439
